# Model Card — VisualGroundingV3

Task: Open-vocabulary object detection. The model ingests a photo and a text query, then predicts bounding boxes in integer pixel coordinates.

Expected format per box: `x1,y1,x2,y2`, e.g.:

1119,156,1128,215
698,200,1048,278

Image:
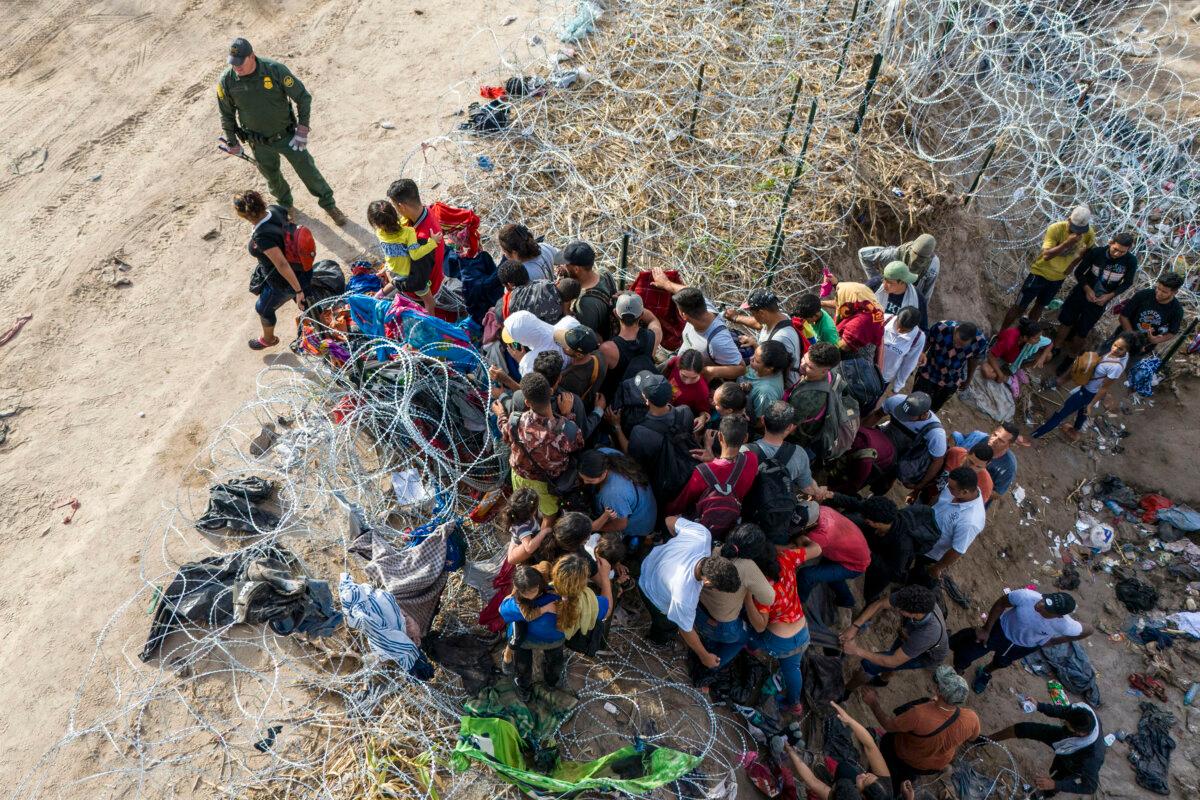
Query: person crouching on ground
236,189,311,351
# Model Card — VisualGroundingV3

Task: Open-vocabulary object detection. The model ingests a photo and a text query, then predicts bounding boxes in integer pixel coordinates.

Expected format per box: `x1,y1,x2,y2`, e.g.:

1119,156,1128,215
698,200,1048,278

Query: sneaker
326,206,348,226
972,667,992,694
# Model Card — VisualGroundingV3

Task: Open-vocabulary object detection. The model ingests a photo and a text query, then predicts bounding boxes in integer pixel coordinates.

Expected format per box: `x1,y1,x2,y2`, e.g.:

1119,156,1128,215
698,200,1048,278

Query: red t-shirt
989,326,1023,364
411,206,445,297
806,506,872,572
667,451,759,517
755,547,809,623
666,357,713,415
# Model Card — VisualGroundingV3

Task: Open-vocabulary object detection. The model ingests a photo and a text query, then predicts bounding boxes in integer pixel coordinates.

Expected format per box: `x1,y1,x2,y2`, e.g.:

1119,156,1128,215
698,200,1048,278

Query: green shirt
813,309,840,345
217,57,312,142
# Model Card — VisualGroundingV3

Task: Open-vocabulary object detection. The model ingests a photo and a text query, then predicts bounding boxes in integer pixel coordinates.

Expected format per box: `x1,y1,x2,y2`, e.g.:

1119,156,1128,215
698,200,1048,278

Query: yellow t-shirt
1029,221,1095,281
376,225,436,279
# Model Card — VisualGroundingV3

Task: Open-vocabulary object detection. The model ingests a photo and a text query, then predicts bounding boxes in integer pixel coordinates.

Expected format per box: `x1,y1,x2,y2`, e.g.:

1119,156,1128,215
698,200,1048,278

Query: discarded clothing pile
339,573,432,679
347,510,457,636
1126,701,1175,795
1116,577,1159,613
195,476,280,534
690,650,770,706
141,544,341,661
466,680,578,769
423,629,502,694
1021,641,1101,706
451,715,700,794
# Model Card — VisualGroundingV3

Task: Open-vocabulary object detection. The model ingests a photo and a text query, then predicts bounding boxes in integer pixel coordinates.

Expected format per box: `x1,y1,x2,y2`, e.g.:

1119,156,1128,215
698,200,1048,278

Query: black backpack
901,504,942,557
744,442,799,544
835,352,883,411
884,416,943,487
618,328,658,382
640,411,699,500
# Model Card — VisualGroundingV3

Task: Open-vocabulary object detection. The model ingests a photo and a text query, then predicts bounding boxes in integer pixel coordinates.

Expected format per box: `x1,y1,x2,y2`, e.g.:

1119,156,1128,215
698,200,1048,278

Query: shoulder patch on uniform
283,75,294,88
217,83,225,99
263,75,274,90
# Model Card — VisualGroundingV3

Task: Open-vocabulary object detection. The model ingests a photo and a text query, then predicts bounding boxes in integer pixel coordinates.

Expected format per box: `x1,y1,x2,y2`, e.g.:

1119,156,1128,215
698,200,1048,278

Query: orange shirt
889,700,981,771
944,447,993,503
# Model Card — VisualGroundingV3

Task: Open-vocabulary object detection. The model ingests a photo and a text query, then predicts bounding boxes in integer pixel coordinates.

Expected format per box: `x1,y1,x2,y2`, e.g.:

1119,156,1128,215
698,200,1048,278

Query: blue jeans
696,606,749,668
255,270,312,327
1033,387,1095,438
754,625,811,706
797,562,863,608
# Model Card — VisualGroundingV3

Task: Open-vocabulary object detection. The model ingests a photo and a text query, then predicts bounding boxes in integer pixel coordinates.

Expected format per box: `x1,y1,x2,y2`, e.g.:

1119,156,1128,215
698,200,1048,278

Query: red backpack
694,453,749,538
283,222,317,271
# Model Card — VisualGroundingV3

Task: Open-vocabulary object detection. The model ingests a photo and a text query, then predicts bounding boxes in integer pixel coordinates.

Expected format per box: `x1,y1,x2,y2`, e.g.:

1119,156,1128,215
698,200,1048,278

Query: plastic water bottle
1018,694,1037,714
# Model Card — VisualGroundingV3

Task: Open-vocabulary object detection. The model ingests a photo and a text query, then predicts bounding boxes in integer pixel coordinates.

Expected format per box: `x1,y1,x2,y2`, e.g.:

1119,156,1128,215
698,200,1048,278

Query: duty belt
237,124,294,146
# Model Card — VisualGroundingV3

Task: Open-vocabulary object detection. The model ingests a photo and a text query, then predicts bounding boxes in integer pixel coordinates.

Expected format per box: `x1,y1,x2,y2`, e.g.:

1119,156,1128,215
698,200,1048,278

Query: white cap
1068,205,1092,232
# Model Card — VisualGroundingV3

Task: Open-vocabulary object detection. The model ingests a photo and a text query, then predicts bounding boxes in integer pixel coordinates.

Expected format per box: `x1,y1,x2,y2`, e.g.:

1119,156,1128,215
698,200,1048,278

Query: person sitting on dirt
577,448,657,548
785,701,894,800
916,467,986,583
858,233,940,304
950,589,1092,695
985,702,1105,797
868,260,928,330
660,283,745,381
499,372,584,519
695,523,777,670
597,292,663,402
1107,271,1184,355
236,189,311,351
1000,205,1095,331
637,515,741,668
881,306,926,396
858,667,979,787
558,241,617,340
1033,331,1135,442
919,440,994,505
724,289,802,388
981,317,1052,387
1048,233,1138,378
367,199,441,313
795,500,871,608
952,423,1022,506
497,222,560,282
841,584,948,692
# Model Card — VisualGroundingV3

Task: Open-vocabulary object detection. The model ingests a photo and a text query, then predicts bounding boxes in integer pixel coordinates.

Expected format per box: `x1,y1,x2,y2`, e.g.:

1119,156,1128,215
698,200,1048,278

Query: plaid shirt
918,322,989,387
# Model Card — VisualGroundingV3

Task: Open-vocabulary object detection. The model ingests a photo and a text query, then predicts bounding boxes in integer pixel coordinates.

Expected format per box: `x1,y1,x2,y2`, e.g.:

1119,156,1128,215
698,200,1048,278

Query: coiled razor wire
17,0,1197,797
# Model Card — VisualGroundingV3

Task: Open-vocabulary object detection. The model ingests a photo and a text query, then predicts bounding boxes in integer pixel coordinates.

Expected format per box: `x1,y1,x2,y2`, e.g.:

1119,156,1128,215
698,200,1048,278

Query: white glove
289,125,309,152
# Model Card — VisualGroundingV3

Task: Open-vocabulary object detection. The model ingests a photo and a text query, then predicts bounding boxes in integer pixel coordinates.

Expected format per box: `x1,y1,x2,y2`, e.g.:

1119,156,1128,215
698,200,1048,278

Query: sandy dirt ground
0,0,548,790
2,0,1200,798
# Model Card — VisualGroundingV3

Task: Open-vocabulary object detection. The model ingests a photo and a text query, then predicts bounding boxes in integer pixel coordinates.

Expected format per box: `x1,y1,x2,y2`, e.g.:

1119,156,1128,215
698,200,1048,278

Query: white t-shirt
637,517,712,631
882,319,926,387
1000,589,1083,647
680,316,742,367
504,310,580,375
1083,354,1127,393
882,395,948,457
927,484,987,561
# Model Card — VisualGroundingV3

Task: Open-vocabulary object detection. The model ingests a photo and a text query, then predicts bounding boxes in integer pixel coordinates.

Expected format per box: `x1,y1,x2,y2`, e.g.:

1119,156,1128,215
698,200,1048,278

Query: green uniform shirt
217,57,312,142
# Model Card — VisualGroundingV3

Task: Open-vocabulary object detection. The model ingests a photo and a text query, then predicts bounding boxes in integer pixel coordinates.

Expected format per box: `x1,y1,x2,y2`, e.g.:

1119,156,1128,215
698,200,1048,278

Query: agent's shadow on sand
298,212,378,262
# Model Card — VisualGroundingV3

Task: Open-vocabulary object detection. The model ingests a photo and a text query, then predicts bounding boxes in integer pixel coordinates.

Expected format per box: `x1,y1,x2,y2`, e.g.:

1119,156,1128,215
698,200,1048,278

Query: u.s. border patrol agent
217,37,347,225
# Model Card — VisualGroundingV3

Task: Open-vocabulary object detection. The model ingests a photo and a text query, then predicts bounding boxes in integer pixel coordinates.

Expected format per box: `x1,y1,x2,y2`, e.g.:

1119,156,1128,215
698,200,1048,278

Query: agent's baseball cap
228,38,254,66
615,292,644,321
1042,592,1077,615
635,370,672,405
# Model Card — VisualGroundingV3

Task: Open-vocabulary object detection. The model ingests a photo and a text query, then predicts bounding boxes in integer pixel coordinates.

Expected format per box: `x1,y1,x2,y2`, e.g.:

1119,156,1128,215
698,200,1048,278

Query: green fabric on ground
451,717,526,772
451,715,702,794
464,680,578,745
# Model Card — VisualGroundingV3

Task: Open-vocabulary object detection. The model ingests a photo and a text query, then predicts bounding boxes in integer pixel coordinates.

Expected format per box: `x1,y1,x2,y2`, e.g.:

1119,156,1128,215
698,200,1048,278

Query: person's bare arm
784,747,831,800
928,548,962,579
594,556,614,620
265,247,306,304
701,363,748,381
859,687,897,729
507,528,549,564
841,594,889,644
744,591,768,633
1045,621,1094,648
913,454,945,491
650,267,687,294
642,308,664,349
978,593,1012,640
830,701,889,778
679,627,720,669
1090,376,1118,411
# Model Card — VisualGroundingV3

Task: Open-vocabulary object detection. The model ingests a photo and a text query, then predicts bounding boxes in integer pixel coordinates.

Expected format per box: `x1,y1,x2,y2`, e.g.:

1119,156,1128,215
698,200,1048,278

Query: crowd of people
216,37,1195,800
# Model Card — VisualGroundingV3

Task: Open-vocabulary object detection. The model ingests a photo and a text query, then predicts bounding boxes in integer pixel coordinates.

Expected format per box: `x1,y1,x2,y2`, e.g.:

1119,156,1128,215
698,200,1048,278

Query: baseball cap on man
1068,204,1092,234
742,288,780,311
883,260,918,284
554,324,599,354
634,370,673,405
1042,592,1077,615
615,292,644,321
894,391,932,421
228,38,254,66
561,241,595,269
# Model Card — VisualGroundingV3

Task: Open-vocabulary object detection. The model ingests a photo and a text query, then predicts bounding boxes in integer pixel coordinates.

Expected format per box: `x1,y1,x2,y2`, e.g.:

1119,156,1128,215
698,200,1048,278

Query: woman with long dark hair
498,223,559,282
577,448,658,547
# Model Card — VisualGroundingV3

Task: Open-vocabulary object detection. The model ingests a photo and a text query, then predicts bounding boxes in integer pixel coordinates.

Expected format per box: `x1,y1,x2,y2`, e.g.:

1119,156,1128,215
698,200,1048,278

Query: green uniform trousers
249,137,335,210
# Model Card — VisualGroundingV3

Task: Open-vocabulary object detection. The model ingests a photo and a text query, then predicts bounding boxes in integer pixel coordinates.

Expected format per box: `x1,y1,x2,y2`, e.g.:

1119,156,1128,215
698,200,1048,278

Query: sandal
248,336,280,351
